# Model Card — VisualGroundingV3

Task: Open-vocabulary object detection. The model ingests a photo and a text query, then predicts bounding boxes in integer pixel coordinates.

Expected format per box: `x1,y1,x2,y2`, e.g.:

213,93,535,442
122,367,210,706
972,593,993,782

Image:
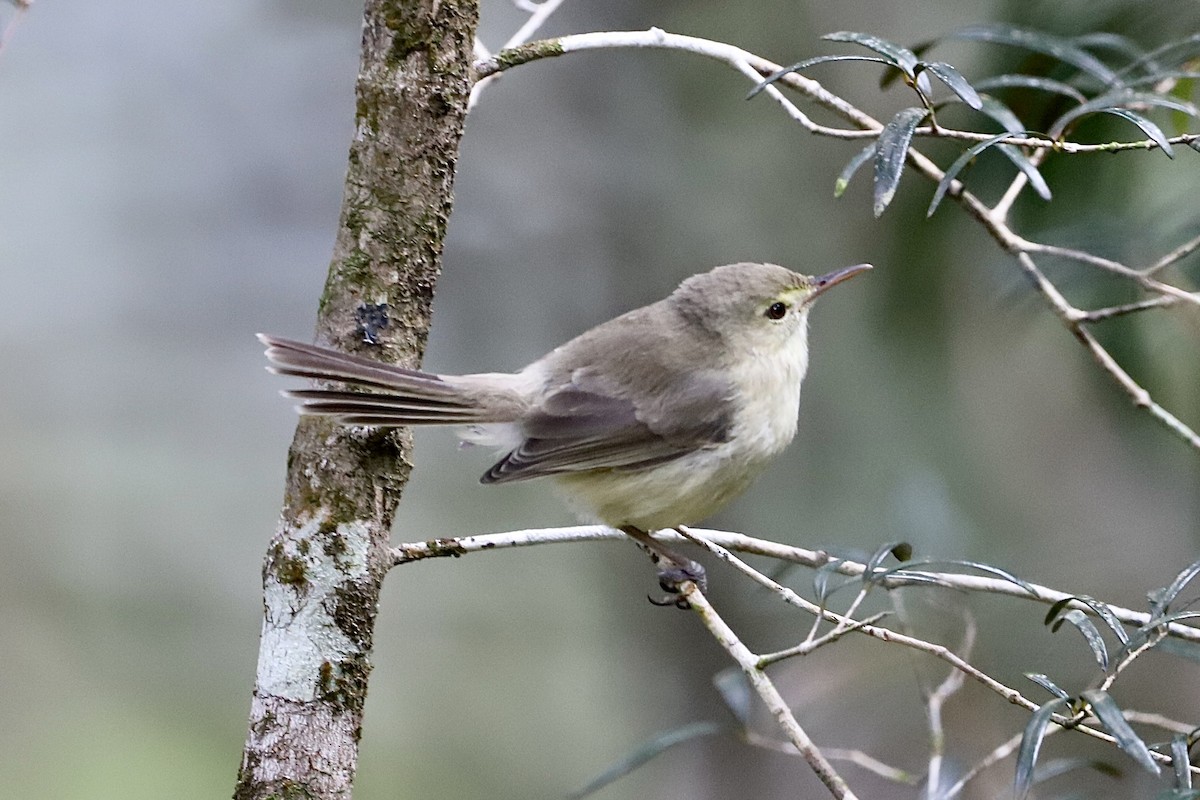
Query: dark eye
765,301,788,320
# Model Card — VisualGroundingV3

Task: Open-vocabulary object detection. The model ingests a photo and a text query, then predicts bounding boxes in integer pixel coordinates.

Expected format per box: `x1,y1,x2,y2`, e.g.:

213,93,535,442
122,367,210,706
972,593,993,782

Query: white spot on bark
255,513,370,702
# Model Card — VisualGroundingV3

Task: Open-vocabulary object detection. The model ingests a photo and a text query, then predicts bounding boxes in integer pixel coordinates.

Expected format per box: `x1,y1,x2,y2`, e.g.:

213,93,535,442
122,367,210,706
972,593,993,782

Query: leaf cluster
753,26,1200,218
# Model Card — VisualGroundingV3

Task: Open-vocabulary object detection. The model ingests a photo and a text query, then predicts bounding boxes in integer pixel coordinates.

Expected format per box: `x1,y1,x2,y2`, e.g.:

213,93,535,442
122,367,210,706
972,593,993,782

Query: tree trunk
235,1,478,797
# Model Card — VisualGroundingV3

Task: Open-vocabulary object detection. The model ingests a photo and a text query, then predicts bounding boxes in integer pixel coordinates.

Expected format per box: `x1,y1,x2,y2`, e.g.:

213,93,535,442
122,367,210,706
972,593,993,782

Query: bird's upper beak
809,263,872,301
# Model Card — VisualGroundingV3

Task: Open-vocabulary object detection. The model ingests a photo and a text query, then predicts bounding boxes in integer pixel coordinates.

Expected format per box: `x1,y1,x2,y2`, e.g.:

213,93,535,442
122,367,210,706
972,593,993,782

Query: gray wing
482,369,734,484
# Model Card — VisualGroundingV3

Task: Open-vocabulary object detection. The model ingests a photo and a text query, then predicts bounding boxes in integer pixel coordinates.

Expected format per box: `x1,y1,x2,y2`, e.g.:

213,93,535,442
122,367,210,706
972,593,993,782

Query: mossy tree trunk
234,1,478,797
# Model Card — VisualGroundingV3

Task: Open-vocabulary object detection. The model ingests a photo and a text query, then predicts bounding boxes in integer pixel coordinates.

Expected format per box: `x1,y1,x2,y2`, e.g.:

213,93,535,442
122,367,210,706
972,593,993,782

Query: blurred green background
1,1,1198,798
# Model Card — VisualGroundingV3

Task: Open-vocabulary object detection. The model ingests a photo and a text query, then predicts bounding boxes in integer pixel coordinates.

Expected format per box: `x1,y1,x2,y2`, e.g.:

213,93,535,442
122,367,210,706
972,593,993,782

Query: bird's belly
551,440,777,532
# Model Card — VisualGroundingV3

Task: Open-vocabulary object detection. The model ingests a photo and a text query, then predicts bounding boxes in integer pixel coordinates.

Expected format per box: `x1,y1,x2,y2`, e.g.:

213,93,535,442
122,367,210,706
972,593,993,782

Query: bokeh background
2,0,1198,798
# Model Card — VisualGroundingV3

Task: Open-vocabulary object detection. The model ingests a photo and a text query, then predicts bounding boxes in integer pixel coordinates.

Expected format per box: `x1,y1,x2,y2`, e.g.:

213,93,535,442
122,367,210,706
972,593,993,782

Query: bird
260,261,870,599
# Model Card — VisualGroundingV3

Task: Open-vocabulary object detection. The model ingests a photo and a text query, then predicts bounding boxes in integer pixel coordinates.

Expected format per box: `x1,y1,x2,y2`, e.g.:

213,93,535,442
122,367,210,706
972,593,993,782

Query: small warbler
261,261,869,595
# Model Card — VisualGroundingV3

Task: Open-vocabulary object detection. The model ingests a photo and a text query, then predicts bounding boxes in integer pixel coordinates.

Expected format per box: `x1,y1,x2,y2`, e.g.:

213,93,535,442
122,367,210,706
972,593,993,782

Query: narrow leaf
865,541,907,580
1171,733,1193,789
876,557,1037,595
1118,33,1200,80
948,24,1119,86
1150,556,1200,613
1070,595,1131,644
748,55,897,99
823,31,918,75
996,144,1052,200
1074,32,1151,68
568,721,724,799
813,557,847,603
975,94,1026,133
1081,689,1161,775
1026,672,1071,701
1053,609,1109,671
1045,596,1076,624
919,61,983,109
835,143,876,198
874,107,928,217
1016,698,1070,799
928,131,1021,217
1100,108,1174,157
1050,90,1199,155
973,74,1087,103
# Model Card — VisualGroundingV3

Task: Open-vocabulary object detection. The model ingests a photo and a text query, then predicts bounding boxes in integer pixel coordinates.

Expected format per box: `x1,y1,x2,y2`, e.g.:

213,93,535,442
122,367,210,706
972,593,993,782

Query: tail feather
259,334,519,427
258,334,456,396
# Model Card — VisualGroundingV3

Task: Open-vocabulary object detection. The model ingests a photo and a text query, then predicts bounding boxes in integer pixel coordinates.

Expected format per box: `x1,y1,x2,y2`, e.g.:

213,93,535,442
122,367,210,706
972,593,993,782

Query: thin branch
682,583,860,800
1019,240,1200,305
469,0,568,108
922,616,975,800
501,0,567,51
475,29,1199,155
390,525,1200,644
1144,231,1200,276
1078,295,1179,323
942,729,1024,800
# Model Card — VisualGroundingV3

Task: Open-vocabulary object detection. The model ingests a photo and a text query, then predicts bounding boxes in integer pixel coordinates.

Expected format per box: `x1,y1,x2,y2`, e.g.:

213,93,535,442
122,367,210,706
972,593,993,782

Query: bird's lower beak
810,263,872,300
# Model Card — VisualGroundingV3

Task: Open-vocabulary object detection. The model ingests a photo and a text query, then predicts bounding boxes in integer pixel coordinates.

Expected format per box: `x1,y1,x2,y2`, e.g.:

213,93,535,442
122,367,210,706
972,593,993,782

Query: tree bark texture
235,1,478,798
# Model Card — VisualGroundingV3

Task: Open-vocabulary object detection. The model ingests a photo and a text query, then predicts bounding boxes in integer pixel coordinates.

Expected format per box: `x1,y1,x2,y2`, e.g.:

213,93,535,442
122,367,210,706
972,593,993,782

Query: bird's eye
765,301,788,320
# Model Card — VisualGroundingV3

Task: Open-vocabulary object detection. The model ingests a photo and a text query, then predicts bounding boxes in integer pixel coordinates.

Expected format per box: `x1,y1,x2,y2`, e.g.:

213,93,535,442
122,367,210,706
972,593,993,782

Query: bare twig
1077,295,1179,323
683,583,859,800
1144,230,1200,276
468,0,568,108
922,616,975,799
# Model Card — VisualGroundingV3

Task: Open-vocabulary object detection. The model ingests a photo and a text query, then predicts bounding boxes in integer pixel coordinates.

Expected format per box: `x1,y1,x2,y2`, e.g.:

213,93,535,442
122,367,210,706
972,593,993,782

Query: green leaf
949,24,1120,86
813,557,848,603
1067,595,1131,644
823,31,918,76
918,61,982,109
1053,609,1109,671
1074,32,1152,69
873,107,928,217
1118,33,1200,80
1050,90,1200,156
1026,672,1071,701
568,721,725,799
975,94,1026,132
928,132,1021,217
1101,109,1174,156
996,144,1052,200
973,74,1088,103
748,55,899,99
1016,698,1070,799
876,557,1038,595
1171,733,1193,789
865,540,907,580
1148,556,1200,614
1081,689,1161,775
834,143,876,198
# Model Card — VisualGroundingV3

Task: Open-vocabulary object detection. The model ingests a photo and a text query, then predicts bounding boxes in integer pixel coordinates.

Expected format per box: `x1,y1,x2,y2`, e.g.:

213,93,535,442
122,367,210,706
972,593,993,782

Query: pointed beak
809,263,872,301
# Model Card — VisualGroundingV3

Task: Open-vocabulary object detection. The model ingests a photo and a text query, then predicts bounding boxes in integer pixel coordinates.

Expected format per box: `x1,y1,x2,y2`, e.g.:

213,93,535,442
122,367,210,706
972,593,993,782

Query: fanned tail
258,334,504,426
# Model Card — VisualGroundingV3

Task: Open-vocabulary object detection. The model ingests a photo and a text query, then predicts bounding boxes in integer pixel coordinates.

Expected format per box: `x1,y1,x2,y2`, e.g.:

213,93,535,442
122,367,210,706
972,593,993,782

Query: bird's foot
620,526,707,609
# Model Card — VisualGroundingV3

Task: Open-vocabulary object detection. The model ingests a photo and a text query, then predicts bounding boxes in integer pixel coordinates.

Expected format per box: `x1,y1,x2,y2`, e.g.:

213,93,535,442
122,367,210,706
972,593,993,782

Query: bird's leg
619,526,708,607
